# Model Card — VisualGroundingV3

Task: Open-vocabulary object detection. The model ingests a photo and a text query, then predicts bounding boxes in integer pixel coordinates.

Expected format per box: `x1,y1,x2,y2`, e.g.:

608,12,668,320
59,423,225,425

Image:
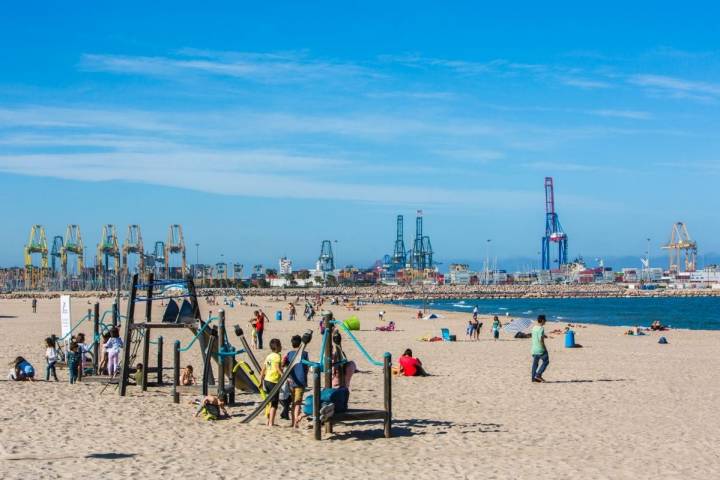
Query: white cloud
560,77,613,89
81,50,377,84
588,109,652,120
0,151,539,208
628,74,720,99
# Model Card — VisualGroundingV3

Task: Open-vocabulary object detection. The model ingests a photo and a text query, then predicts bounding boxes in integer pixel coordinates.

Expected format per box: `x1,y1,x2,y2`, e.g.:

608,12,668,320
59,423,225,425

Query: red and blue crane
541,177,568,270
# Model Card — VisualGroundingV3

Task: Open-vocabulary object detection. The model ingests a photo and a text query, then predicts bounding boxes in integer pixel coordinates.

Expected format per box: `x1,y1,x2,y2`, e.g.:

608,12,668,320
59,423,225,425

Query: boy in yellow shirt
260,338,283,426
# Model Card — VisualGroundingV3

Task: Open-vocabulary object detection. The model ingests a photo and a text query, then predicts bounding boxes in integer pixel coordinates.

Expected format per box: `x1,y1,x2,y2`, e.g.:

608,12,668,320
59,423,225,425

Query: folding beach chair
441,328,452,341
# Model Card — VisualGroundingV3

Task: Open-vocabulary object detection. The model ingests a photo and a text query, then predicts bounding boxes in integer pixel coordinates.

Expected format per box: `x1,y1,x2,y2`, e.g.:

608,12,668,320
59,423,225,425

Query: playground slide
172,299,261,394
233,361,266,399
240,341,309,424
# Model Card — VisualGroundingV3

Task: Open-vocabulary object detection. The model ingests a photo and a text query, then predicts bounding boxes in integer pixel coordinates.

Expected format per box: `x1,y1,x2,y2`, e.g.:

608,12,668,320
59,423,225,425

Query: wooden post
157,336,164,386
119,274,138,396
236,328,262,374
335,334,345,388
173,339,180,404
187,274,215,385
313,366,321,440
112,302,118,328
92,302,100,374
202,334,215,396
323,316,333,389
323,316,334,434
141,272,154,391
217,309,226,402
384,352,392,438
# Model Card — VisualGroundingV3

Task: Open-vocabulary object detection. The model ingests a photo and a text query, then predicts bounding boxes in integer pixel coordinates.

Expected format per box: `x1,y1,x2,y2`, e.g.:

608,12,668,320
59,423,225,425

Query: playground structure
541,176,568,270
662,222,697,273
117,273,261,400
49,299,122,376
303,312,392,440
113,275,392,440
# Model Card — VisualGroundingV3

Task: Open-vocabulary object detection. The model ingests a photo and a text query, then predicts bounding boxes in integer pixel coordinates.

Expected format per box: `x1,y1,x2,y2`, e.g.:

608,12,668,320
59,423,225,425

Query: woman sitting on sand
392,349,428,377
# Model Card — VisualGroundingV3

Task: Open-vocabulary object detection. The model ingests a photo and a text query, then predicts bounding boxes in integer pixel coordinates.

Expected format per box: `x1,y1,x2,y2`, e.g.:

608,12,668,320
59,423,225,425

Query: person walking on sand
32,297,37,313
288,302,296,321
531,315,549,383
492,316,502,340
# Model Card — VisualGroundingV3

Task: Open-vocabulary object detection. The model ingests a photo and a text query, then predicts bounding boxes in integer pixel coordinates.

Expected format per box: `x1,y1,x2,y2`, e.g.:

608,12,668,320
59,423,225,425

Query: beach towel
504,317,533,334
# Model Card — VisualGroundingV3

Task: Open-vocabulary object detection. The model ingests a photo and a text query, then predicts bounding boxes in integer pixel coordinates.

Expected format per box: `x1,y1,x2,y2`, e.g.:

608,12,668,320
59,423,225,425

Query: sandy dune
1,296,719,479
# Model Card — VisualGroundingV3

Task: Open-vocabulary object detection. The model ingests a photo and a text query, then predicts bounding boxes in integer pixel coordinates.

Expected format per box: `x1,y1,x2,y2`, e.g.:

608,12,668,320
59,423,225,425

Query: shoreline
2,283,720,300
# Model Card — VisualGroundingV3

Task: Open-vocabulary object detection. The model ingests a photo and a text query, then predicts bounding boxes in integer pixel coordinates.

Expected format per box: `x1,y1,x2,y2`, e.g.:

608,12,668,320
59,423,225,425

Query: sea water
394,296,720,330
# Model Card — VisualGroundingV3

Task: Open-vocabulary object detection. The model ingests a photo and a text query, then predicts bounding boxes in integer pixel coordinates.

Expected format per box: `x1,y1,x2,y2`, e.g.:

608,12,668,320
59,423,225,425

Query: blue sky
1,2,719,270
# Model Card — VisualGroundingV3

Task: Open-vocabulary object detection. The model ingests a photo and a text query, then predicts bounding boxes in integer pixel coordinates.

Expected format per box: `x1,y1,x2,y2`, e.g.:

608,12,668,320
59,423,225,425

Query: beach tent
423,313,439,320
504,317,533,334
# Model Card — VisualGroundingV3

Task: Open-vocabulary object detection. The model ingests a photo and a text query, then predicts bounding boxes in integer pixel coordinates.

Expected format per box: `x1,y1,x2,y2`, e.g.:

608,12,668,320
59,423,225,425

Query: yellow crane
96,225,121,288
662,222,697,273
24,224,49,289
61,224,84,277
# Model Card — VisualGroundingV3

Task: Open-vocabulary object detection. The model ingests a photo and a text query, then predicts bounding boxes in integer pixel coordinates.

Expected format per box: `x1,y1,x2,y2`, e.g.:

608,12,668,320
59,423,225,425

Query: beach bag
201,403,221,421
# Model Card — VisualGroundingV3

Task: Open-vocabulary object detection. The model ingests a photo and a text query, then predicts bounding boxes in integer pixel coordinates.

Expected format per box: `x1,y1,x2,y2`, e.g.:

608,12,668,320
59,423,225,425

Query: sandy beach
2,295,720,479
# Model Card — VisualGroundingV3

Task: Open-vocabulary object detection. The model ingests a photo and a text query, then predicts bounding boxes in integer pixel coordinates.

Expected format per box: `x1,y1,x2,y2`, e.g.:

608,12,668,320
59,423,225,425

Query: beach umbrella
504,317,533,334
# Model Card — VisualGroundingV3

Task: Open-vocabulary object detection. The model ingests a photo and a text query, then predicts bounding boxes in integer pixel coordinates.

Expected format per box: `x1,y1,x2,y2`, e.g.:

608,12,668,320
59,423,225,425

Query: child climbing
104,327,124,378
